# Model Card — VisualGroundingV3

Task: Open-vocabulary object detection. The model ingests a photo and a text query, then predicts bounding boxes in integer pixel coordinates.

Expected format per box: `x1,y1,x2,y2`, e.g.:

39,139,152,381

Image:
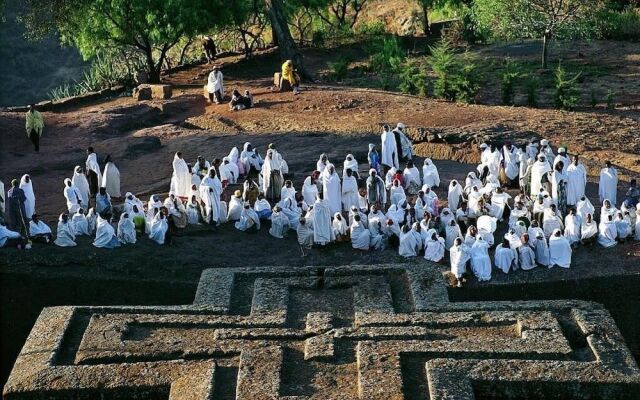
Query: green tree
416,0,464,35
474,0,603,69
19,0,246,83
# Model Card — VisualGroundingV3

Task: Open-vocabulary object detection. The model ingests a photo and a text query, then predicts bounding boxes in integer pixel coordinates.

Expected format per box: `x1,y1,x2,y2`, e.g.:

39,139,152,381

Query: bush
428,40,480,103
355,20,386,37
367,35,405,88
597,7,640,41
397,58,428,96
312,29,326,47
554,62,581,110
525,78,538,108
328,57,350,81
606,89,615,109
500,58,521,105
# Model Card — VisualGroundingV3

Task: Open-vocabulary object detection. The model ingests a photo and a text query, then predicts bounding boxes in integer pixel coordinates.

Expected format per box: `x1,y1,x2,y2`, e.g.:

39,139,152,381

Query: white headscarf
548,229,571,268
93,216,118,248
422,159,440,188
72,166,90,206
54,214,76,247
19,174,35,219
149,213,168,244
117,213,137,244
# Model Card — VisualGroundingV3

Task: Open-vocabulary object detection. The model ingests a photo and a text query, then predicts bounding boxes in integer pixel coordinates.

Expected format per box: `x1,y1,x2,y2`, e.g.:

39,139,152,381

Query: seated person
229,89,253,111
29,214,53,244
0,222,28,249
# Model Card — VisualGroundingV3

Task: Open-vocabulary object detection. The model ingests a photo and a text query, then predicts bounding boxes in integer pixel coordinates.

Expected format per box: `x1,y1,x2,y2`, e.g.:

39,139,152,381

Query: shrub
428,40,480,103
397,58,428,96
554,62,581,110
367,35,405,88
328,57,350,81
606,89,615,109
311,29,326,47
500,58,521,105
355,20,386,37
525,77,539,108
597,7,640,41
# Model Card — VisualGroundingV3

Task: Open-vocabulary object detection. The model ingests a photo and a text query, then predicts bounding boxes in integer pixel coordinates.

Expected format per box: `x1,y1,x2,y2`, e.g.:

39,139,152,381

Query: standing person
202,36,217,63
311,193,334,246
380,124,398,173
172,152,191,199
322,165,342,215
450,238,470,287
19,175,35,221
102,155,121,198
566,155,587,207
63,178,83,214
530,155,552,197
341,168,358,212
368,144,381,174
366,169,386,207
470,236,492,282
599,161,618,206
6,179,28,234
72,166,91,207
302,174,319,206
262,149,284,203
200,168,223,225
495,239,518,274
207,65,224,103
85,147,102,204
551,161,568,216
280,60,301,94
25,104,44,152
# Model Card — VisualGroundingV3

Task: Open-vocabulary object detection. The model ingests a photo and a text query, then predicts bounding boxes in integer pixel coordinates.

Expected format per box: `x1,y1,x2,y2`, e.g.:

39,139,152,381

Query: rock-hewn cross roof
4,265,640,399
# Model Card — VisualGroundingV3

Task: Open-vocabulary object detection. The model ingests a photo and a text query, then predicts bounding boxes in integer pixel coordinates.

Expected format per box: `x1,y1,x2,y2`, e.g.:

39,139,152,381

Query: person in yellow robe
25,104,44,152
280,60,300,94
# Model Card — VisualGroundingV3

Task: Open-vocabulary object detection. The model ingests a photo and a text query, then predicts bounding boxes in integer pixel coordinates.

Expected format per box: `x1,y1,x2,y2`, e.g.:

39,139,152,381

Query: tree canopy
19,0,248,82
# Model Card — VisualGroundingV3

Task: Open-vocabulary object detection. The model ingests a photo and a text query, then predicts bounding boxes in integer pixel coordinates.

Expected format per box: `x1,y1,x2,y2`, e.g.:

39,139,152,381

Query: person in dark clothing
6,179,28,234
202,36,217,63
85,147,101,203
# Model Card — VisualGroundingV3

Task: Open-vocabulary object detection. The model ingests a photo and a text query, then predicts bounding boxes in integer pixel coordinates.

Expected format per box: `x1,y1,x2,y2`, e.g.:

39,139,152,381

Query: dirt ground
1,48,639,288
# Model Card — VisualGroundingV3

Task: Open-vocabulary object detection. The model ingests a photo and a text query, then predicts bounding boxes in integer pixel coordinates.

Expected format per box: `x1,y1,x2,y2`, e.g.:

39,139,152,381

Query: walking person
25,104,44,152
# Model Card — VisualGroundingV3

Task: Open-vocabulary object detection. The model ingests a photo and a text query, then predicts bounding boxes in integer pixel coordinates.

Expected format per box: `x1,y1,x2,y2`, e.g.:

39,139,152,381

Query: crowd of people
1,121,639,286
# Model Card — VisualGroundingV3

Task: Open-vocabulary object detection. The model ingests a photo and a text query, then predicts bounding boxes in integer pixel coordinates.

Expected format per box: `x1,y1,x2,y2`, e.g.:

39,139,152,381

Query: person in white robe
117,213,137,244
548,229,571,268
615,212,632,240
509,202,530,229
539,139,554,166
563,209,582,245
186,196,202,225
172,152,192,199
402,161,421,194
332,212,349,241
389,179,406,207
350,215,371,250
399,225,420,258
311,194,334,245
63,178,83,214
234,203,260,232
269,207,290,238
495,239,517,274
464,172,482,195
322,165,342,215
599,199,618,222
101,155,121,198
86,150,103,193
86,208,97,235
490,188,511,221
422,159,440,188
448,180,464,211
445,219,462,250
149,212,168,244
368,205,386,227
566,155,586,206
598,214,618,247
503,229,522,249
254,196,272,219
19,174,35,220
341,169,359,212
207,66,224,103
381,124,399,170
71,209,89,236
72,166,90,207
424,229,446,262
599,161,618,206
348,206,367,228
278,197,301,229
220,157,238,184
553,147,570,173
542,205,563,238
93,216,120,249
450,238,470,286
227,190,243,221
317,154,329,176
199,167,223,225
281,180,297,202
575,197,595,221
502,143,519,183
28,214,52,243
343,154,360,179
228,147,243,176
394,123,413,161
530,155,552,197
297,217,314,248
470,236,492,282
518,234,537,271
302,175,319,206
580,213,598,243
533,230,550,267
54,214,76,247
385,167,397,190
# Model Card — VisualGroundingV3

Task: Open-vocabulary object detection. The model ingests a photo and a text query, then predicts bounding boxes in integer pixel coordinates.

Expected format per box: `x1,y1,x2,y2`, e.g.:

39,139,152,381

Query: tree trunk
144,48,161,83
265,0,310,80
541,30,550,70
421,5,430,36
